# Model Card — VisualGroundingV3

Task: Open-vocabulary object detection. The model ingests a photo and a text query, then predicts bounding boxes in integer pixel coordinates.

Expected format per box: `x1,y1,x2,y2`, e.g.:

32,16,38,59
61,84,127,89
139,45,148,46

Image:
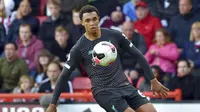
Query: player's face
81,12,99,33
177,61,190,77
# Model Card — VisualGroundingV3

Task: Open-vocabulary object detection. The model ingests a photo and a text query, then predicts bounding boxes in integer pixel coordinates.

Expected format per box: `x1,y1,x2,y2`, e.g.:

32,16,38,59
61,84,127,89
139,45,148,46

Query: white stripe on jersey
64,63,71,69
129,42,133,47
67,53,70,61
122,33,133,47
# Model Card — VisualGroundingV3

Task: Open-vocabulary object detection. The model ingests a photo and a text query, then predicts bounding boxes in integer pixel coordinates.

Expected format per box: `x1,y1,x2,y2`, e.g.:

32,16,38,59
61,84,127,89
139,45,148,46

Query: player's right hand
150,78,169,98
46,104,57,112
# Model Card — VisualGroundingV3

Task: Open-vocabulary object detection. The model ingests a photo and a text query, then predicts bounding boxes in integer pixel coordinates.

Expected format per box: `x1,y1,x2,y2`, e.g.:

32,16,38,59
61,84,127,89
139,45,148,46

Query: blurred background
0,0,200,112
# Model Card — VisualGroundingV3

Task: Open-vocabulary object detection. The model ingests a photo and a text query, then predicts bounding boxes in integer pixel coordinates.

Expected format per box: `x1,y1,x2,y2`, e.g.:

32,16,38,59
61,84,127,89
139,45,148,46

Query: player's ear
81,20,85,26
97,16,100,21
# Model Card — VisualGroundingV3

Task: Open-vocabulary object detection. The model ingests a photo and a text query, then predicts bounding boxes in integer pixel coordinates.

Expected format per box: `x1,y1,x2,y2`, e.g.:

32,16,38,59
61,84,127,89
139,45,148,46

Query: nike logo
88,50,93,55
112,105,119,112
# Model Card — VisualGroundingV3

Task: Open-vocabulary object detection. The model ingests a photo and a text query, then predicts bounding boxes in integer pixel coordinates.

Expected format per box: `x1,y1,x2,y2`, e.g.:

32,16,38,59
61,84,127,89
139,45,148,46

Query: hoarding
1,103,200,112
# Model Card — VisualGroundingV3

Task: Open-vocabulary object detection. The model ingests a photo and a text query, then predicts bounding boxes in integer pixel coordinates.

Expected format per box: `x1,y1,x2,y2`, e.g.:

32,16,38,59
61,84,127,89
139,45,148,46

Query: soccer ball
92,41,117,66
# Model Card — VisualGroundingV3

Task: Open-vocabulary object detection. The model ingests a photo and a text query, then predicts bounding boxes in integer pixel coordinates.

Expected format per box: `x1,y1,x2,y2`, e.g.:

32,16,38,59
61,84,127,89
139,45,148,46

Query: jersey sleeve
117,32,155,80
51,45,82,105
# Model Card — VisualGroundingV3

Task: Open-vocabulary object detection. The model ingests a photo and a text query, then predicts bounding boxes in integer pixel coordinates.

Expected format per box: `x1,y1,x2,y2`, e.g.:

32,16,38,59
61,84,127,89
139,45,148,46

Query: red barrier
0,89,182,102
143,89,182,101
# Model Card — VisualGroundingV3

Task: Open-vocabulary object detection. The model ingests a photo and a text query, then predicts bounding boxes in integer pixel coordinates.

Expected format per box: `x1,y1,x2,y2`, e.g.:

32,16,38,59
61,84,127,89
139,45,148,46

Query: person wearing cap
134,1,162,48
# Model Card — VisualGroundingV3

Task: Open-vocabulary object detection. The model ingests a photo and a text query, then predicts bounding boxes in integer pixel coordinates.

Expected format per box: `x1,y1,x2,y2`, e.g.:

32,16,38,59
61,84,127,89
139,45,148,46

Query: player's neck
85,28,101,41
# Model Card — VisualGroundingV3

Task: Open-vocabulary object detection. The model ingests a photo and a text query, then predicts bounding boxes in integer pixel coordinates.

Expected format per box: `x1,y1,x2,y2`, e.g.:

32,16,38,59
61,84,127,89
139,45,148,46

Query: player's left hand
150,78,169,98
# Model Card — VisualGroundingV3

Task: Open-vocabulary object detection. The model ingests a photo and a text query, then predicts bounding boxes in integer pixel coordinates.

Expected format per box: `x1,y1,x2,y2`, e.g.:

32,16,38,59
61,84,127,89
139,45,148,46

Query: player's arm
118,33,155,80
47,45,82,110
118,33,169,97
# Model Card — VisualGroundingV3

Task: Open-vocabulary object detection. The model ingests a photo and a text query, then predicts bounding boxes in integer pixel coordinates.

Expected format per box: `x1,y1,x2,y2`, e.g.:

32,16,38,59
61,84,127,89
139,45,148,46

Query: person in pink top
16,23,44,71
145,28,179,73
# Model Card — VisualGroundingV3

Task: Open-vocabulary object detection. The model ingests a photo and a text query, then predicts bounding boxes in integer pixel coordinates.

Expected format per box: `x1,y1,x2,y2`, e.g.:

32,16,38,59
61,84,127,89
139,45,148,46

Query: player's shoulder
73,34,85,46
70,36,84,52
101,28,127,41
101,28,122,35
101,28,125,39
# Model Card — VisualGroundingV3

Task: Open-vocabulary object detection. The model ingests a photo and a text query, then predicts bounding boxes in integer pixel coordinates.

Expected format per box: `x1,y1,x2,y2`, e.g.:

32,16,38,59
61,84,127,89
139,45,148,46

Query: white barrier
1,103,200,112
58,103,200,112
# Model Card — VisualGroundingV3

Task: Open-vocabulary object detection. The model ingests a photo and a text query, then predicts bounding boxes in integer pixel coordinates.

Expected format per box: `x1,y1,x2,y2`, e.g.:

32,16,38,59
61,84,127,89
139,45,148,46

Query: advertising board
1,103,200,112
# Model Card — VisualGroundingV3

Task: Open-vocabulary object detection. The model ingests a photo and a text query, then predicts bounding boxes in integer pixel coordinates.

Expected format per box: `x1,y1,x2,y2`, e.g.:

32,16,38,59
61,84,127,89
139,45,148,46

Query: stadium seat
40,0,48,16
136,76,145,89
36,16,48,25
72,77,95,102
72,77,91,92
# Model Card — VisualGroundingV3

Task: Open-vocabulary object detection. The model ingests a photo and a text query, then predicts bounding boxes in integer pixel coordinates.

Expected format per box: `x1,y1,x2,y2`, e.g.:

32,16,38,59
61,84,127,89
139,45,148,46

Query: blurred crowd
0,0,200,103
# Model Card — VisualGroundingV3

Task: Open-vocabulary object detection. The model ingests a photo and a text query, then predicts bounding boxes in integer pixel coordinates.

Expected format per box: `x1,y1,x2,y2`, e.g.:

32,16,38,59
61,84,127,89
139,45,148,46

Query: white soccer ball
92,41,117,66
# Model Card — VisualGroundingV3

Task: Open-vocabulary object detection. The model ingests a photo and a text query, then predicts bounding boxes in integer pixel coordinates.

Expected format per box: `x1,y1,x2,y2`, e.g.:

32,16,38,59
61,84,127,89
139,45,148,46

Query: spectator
125,69,140,86
192,0,200,6
66,8,85,45
0,0,15,34
13,0,40,16
60,0,88,17
138,66,166,92
0,42,28,93
123,0,138,21
35,49,55,86
38,61,73,103
168,0,200,50
145,28,179,73
29,0,40,16
168,60,196,100
134,1,162,48
0,23,5,54
100,6,125,31
39,94,59,111
122,21,146,54
39,0,69,50
13,75,38,102
16,24,44,72
0,0,15,18
49,26,73,64
0,0,6,20
121,21,146,69
180,21,200,76
38,61,72,94
89,0,120,18
145,0,179,27
7,0,39,42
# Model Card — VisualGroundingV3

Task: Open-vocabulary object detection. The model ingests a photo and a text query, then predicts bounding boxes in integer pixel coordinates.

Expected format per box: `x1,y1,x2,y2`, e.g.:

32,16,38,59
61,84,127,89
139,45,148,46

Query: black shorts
94,85,150,112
